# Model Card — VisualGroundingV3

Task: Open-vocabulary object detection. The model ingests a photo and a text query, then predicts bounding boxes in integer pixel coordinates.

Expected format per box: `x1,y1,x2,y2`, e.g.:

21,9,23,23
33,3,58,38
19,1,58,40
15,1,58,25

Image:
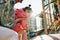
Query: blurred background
0,0,60,40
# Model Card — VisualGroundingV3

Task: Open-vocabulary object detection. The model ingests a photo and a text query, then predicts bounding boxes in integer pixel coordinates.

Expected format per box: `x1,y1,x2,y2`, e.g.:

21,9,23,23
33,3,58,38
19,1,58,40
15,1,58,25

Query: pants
18,30,28,40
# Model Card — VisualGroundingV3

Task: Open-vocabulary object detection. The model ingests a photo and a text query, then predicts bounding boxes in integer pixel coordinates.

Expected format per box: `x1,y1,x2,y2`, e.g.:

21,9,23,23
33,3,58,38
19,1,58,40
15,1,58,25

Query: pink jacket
13,9,28,32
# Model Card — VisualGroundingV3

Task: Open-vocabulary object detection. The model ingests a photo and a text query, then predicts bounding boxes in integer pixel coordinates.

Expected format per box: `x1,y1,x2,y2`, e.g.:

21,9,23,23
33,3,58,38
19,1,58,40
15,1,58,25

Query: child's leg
18,33,23,40
23,30,28,40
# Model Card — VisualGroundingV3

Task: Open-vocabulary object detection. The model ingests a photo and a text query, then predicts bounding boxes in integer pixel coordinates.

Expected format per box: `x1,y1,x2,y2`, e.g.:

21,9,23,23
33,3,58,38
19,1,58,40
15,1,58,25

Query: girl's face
25,10,30,17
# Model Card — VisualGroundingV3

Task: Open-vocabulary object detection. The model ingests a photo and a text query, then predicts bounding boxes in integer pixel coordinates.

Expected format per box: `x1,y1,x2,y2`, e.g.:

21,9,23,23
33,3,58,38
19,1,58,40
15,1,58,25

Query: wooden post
57,0,60,14
48,0,52,24
42,0,48,34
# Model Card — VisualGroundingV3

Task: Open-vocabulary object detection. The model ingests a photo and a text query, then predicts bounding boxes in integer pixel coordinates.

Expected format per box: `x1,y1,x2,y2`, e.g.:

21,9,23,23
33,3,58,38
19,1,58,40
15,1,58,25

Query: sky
23,0,43,17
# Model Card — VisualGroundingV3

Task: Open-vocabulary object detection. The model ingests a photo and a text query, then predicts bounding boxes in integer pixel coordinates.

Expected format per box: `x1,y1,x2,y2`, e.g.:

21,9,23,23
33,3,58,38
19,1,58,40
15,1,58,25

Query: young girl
13,6,32,40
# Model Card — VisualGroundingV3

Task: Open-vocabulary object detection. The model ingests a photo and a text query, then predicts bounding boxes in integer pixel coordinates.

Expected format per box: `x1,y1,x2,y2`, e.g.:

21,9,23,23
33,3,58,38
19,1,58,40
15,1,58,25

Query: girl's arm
15,17,26,22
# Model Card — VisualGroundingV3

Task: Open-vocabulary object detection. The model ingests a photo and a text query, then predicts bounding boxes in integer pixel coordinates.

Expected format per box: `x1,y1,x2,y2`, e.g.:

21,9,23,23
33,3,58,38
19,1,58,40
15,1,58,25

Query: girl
13,6,32,40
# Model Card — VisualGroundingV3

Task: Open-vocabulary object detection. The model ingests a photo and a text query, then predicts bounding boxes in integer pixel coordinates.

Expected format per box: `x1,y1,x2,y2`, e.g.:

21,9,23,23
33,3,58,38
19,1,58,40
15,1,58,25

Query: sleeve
21,20,28,30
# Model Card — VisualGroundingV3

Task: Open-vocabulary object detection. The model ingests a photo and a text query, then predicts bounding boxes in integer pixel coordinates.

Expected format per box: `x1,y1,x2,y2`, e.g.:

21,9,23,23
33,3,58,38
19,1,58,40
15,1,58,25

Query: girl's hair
23,5,32,12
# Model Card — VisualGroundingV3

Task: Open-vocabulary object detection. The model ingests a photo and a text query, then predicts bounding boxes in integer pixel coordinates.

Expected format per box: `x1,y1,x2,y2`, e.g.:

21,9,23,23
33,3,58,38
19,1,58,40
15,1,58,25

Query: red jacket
13,9,28,32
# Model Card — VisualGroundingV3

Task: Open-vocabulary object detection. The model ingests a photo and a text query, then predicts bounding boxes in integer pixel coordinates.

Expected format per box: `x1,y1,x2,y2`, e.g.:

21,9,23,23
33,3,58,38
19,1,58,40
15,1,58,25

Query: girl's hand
16,18,22,22
16,18,26,22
